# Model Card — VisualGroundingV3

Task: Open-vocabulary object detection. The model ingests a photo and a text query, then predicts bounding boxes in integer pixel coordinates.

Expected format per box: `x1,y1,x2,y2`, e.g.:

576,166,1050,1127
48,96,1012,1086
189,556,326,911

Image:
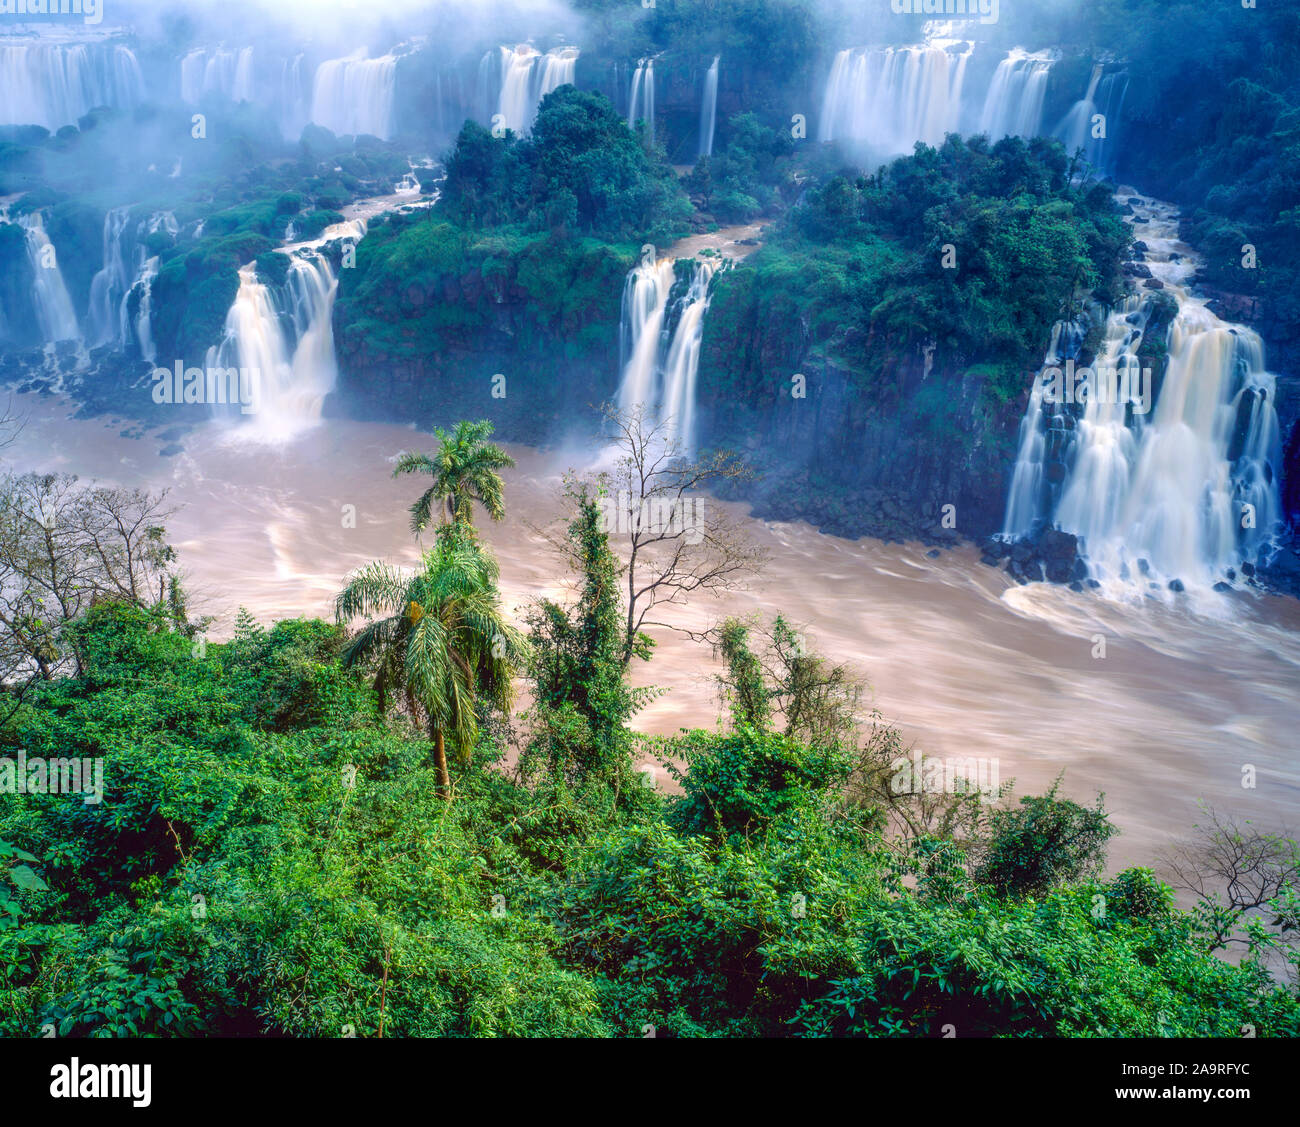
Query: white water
819,43,971,153
1057,65,1128,175
628,57,655,147
490,44,579,134
1004,194,1282,599
180,46,255,104
4,402,1299,874
203,218,362,441
699,56,719,158
88,209,178,355
660,260,716,452
311,51,398,139
616,250,675,421
615,249,718,454
278,54,309,140
87,206,131,348
0,41,144,131
19,213,79,344
978,49,1053,140
1001,316,1088,538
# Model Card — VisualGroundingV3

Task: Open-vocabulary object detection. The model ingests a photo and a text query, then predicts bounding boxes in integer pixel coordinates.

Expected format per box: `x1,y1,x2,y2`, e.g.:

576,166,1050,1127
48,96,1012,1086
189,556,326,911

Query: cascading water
660,261,716,452
489,44,579,134
88,209,178,355
19,213,79,344
615,249,718,454
1001,314,1089,538
1058,65,1128,176
88,206,132,347
628,57,656,147
819,43,971,154
978,50,1053,140
699,56,719,158
131,256,161,363
180,46,255,104
204,219,363,440
616,250,675,421
1002,195,1283,596
311,52,398,139
1,41,145,131
278,54,309,139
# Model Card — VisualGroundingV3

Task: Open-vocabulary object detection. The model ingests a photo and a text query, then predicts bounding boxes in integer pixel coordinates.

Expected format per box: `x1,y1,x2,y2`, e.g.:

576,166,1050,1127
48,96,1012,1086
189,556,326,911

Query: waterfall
819,44,971,154
132,256,161,363
628,57,655,147
1001,315,1090,537
311,51,398,139
490,44,579,134
181,46,255,104
615,250,718,454
88,206,132,347
20,213,79,344
660,261,716,452
278,54,309,139
978,50,1053,141
1,42,145,131
699,56,719,158
616,251,675,420
1001,196,1283,594
88,209,178,354
1058,66,1128,175
204,219,362,440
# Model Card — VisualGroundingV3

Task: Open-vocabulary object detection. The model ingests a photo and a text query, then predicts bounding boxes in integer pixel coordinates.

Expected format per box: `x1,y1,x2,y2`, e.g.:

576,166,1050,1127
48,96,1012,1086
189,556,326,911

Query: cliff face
695,301,1022,545
332,237,630,441
333,236,1025,547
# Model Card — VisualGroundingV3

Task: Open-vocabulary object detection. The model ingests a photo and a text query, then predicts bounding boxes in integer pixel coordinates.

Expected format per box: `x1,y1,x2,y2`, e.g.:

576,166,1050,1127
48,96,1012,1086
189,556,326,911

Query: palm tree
335,525,527,795
393,419,516,534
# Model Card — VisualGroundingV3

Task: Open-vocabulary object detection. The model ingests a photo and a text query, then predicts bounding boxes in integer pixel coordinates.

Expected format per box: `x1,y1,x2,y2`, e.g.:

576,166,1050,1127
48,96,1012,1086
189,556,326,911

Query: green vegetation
704,134,1129,408
1,423,1296,1038
391,419,517,532
334,87,694,389
684,111,798,224
0,108,414,356
443,87,692,246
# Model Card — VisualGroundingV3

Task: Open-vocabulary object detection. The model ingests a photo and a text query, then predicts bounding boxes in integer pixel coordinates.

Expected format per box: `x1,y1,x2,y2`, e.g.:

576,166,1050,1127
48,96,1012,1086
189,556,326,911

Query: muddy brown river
6,393,1299,874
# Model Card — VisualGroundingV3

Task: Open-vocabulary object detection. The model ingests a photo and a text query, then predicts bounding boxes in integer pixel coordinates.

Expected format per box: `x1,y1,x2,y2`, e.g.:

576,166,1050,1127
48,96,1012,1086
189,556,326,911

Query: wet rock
1168,578,1185,593
926,548,941,559
1123,262,1152,279
1045,558,1072,583
1142,277,1165,290
1137,558,1151,576
1068,581,1084,593
1213,581,1232,592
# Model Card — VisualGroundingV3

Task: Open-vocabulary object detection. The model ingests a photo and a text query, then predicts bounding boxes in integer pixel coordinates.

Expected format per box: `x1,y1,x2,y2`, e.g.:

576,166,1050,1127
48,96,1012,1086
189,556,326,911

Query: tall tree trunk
431,722,451,797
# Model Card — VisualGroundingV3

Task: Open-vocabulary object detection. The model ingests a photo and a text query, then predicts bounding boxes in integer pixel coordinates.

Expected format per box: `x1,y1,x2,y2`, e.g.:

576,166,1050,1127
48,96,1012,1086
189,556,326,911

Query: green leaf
9,865,48,892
